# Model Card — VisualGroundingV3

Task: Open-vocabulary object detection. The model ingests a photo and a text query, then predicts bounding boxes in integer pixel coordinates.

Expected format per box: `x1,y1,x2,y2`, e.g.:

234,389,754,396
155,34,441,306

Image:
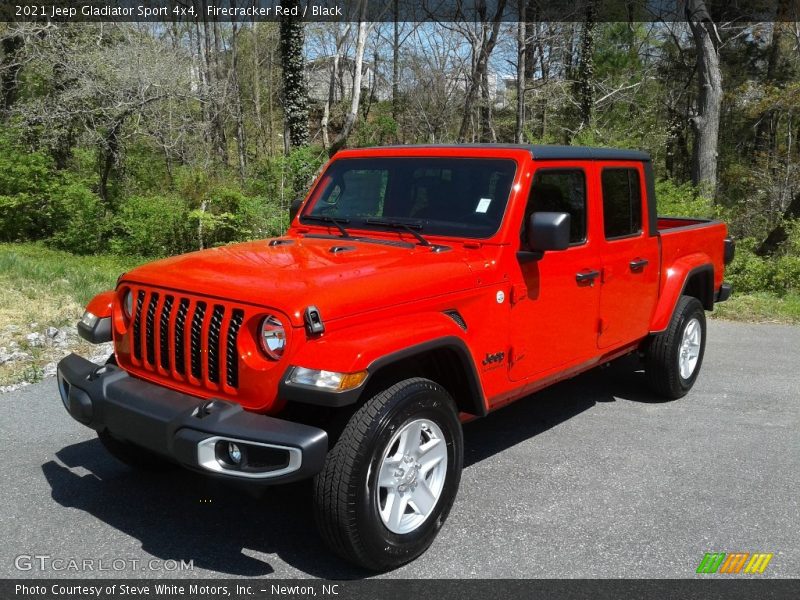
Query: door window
601,168,642,239
524,169,587,245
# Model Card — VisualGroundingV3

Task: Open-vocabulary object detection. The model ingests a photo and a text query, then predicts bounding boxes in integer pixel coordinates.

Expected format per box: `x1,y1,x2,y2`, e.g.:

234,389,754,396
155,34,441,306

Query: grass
0,243,143,387
711,291,800,325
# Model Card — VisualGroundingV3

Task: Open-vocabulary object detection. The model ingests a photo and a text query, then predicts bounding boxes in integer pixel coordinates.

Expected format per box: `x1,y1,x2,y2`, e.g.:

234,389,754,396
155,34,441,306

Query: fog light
228,442,242,465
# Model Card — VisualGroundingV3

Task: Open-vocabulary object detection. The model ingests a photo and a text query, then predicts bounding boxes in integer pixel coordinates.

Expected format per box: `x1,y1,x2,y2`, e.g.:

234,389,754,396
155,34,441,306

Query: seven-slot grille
129,287,244,390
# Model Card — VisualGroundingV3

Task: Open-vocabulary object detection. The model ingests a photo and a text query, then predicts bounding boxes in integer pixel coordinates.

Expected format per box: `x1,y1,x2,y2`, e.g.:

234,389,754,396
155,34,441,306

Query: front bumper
56,353,328,484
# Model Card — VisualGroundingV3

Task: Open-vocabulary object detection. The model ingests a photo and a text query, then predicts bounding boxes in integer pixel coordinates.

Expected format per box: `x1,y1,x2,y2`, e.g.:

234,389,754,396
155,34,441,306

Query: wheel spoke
397,420,423,456
378,457,402,488
387,491,410,531
418,437,447,474
410,479,437,516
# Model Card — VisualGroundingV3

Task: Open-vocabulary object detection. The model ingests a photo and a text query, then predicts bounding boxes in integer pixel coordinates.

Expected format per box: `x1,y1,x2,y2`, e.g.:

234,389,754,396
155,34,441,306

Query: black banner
1,0,799,24
4,579,800,600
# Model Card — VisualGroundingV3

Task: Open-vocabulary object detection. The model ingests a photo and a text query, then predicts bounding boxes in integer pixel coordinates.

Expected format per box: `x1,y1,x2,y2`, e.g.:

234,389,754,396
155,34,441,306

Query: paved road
1,320,798,579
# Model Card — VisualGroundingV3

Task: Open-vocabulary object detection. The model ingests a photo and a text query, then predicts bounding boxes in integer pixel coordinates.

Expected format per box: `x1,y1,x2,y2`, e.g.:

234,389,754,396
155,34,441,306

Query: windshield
301,157,517,239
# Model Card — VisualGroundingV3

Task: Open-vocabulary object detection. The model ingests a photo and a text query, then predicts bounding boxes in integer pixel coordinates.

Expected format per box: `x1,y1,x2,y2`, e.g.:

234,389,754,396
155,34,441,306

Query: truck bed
657,216,728,296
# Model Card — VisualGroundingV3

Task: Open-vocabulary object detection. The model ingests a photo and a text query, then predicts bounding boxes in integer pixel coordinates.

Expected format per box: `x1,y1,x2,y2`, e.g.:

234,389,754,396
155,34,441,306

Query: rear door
597,163,659,348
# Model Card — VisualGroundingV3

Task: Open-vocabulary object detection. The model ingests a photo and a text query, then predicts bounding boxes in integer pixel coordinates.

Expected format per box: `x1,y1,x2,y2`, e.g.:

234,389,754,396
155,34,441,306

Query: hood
123,236,477,326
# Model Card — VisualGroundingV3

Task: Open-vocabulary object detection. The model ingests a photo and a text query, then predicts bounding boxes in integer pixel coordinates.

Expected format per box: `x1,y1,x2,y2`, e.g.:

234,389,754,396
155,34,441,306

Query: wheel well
682,267,714,310
361,346,485,417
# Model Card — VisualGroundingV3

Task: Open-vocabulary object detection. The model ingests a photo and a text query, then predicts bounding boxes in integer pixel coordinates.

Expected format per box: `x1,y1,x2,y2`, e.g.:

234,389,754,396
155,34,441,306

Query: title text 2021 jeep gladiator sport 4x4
57,144,733,570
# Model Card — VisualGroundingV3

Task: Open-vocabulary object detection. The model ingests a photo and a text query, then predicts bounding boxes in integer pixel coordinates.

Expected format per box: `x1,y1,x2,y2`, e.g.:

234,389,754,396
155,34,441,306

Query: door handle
629,258,649,272
575,269,601,285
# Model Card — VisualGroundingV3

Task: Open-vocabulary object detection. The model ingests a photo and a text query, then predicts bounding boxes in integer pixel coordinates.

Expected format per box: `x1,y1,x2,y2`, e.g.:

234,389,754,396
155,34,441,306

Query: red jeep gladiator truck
57,144,733,570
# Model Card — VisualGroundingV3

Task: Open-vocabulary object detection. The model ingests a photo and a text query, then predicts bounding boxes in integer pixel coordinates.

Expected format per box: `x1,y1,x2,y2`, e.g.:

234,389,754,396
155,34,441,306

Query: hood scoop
268,239,294,247
329,245,357,254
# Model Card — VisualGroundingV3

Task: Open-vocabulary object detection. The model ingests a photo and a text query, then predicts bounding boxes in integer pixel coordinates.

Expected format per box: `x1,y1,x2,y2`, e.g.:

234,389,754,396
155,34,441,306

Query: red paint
92,146,728,415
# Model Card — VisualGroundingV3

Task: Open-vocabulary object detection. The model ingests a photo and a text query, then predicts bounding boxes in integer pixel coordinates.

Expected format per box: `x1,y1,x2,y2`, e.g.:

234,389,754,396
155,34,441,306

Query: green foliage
725,238,800,296
49,182,108,255
655,179,715,218
109,194,192,257
0,134,59,241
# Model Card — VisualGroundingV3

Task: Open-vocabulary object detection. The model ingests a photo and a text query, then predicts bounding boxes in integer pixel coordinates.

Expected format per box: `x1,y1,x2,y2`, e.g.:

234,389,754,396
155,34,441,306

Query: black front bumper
56,354,328,484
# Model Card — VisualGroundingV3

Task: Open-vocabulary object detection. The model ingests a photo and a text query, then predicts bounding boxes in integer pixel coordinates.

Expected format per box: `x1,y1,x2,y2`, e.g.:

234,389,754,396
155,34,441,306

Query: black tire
97,429,176,471
313,377,463,571
644,295,707,399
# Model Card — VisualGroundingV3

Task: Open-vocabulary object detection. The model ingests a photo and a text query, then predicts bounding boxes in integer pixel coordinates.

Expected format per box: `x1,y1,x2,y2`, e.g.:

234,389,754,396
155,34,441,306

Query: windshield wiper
365,218,431,247
302,214,351,238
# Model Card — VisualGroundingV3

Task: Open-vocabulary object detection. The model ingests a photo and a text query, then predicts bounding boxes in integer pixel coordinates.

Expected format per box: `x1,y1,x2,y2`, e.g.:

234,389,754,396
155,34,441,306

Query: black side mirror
289,198,304,222
518,211,571,262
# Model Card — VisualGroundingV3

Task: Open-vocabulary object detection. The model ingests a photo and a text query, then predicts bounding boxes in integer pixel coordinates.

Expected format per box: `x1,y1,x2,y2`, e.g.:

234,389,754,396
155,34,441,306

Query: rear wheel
644,295,707,399
313,377,463,571
97,429,176,471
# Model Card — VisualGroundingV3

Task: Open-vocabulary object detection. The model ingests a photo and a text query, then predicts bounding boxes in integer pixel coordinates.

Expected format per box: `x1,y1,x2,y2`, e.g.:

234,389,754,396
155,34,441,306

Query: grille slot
207,305,225,383
174,298,189,375
190,301,207,380
159,295,174,370
226,310,244,388
132,290,145,360
145,293,159,365
129,289,242,390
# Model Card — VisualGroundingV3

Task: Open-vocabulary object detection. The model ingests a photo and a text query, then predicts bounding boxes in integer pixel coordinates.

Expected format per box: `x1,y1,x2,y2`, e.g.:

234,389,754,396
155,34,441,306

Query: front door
509,166,602,381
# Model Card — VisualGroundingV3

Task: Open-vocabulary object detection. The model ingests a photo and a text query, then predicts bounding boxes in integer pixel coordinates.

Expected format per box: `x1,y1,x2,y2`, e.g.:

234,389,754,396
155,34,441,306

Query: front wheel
313,378,463,571
644,295,707,399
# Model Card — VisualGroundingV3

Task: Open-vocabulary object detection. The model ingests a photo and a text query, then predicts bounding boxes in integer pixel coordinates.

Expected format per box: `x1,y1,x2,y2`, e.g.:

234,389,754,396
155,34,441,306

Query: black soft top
367,143,651,162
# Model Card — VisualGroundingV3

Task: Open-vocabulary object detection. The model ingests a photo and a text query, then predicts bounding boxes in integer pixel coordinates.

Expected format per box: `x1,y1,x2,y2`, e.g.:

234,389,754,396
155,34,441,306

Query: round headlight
259,315,286,360
123,290,134,318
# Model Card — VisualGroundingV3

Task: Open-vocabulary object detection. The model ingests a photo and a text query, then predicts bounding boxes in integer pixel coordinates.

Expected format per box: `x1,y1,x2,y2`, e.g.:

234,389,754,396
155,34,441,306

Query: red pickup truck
57,144,733,570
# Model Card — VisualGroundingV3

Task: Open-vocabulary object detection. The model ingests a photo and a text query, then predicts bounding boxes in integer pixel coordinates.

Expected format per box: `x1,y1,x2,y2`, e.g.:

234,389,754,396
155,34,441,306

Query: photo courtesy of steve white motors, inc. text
14,583,341,597
13,2,344,19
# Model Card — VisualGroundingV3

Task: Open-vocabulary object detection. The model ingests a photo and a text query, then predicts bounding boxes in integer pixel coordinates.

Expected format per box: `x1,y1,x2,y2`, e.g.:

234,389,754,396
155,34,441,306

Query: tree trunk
756,191,800,256
321,24,350,151
1,34,23,117
251,19,267,160
279,0,309,150
479,69,496,142
230,15,247,182
392,0,400,122
515,4,526,144
457,0,507,142
328,0,368,157
686,0,723,195
577,1,595,131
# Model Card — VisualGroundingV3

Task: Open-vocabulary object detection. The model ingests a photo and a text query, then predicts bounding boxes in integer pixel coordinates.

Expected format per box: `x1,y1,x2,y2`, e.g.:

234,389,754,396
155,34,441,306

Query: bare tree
454,0,507,142
686,0,723,194
328,0,369,156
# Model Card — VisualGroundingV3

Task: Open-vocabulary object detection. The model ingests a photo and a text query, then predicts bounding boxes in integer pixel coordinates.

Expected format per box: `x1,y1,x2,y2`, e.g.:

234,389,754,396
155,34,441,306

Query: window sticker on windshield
476,198,492,213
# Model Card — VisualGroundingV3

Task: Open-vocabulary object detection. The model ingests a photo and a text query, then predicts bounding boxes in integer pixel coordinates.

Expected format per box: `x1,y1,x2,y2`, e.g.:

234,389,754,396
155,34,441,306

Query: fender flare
279,313,486,415
650,257,714,333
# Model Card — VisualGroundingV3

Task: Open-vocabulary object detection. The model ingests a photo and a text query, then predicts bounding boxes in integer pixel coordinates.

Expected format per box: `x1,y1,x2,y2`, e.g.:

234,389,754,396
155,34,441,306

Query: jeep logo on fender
482,352,505,366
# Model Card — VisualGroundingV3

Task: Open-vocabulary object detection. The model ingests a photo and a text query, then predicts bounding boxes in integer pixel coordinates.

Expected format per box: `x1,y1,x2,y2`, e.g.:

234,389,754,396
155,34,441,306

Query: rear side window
526,169,587,244
601,168,642,239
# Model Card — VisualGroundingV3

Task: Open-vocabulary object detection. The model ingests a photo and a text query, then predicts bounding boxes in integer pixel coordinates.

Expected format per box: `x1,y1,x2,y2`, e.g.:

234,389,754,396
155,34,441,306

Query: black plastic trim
366,337,487,417
56,354,328,485
724,238,735,265
715,283,732,303
77,316,112,344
